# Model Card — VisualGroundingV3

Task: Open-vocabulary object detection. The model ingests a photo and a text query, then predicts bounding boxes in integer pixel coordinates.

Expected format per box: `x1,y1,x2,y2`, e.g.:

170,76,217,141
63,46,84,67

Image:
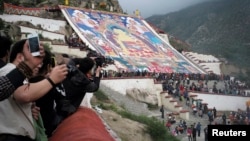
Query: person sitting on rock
166,120,171,131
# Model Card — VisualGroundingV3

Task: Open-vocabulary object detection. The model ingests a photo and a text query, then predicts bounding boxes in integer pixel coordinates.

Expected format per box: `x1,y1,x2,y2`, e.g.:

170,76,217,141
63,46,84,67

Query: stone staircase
168,92,210,141
160,79,227,120
160,91,190,120
161,93,209,141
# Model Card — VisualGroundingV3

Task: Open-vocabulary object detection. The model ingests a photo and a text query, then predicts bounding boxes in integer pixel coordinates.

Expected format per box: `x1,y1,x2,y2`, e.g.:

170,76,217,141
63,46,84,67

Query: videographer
55,56,102,121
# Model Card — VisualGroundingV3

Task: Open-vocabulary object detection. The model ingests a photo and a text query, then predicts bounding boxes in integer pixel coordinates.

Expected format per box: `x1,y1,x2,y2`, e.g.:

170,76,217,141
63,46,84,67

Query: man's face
86,68,94,78
32,63,42,76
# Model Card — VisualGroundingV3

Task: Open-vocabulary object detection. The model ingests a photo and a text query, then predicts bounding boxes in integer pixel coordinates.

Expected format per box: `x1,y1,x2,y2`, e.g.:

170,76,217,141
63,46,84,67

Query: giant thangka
59,5,205,74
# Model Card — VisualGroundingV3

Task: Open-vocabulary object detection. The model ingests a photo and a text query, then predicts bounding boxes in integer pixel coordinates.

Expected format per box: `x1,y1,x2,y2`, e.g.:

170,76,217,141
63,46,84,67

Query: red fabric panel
49,107,115,141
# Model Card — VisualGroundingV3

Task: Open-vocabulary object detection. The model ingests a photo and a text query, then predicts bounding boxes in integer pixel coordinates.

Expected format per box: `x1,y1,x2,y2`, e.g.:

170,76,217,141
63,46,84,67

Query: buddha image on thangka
64,8,202,73
68,9,169,58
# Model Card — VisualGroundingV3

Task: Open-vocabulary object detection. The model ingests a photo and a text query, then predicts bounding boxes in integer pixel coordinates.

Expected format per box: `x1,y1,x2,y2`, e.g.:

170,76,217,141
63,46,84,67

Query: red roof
49,107,115,141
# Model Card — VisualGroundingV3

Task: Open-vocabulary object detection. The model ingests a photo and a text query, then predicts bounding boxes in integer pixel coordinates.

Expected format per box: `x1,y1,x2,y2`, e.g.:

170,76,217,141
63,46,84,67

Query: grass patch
117,110,180,141
147,103,159,110
100,103,180,141
94,90,110,101
94,90,180,141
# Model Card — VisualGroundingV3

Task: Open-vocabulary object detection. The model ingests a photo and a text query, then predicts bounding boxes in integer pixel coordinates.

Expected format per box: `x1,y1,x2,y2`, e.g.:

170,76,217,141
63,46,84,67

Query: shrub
94,90,109,101
147,103,158,110
117,110,180,141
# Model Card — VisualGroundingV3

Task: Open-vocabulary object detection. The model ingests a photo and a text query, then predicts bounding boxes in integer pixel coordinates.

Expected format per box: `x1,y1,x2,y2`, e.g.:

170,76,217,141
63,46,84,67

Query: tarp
59,5,205,73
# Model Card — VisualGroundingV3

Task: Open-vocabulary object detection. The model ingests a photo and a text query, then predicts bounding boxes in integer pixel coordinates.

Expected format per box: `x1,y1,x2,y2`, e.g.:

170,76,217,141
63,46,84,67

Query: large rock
126,88,158,105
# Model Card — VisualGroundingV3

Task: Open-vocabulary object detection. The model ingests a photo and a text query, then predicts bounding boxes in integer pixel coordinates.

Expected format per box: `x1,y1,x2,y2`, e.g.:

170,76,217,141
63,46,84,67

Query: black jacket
63,66,100,107
30,76,66,137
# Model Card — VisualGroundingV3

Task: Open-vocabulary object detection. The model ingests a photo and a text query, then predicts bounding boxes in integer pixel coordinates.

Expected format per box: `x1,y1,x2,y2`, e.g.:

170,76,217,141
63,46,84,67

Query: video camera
86,50,106,67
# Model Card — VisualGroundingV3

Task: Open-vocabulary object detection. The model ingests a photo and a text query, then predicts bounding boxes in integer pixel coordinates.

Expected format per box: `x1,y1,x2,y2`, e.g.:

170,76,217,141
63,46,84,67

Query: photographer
56,56,102,121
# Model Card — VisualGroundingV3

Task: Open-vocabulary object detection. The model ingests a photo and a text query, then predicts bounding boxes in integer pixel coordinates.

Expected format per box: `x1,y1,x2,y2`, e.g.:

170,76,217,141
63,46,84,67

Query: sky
118,0,210,18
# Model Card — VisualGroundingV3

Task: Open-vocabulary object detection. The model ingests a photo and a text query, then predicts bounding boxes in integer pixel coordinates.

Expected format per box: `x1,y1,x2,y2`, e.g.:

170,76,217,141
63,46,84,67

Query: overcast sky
118,0,210,18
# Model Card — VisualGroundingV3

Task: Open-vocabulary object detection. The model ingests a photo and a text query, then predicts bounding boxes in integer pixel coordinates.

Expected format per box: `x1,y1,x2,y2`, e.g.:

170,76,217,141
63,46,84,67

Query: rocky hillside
146,0,250,80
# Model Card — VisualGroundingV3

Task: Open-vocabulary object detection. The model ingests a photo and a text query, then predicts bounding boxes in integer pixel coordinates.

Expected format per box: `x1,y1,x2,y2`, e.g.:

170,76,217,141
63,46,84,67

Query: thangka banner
59,5,204,73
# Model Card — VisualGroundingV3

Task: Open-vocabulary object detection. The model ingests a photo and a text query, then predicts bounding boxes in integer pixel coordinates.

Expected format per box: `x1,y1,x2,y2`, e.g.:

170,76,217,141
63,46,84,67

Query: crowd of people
0,35,102,141
65,33,90,51
166,119,204,141
102,69,249,97
156,72,249,96
224,106,250,125
165,92,250,141
160,73,250,141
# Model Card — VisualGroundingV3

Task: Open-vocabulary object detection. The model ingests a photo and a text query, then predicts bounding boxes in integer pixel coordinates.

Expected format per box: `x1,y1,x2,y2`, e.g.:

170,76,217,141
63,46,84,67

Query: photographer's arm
84,66,102,92
13,65,68,103
84,77,101,92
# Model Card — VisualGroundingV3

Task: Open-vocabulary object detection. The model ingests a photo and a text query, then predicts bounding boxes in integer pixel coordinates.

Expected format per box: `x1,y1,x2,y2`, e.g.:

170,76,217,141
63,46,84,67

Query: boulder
126,88,158,105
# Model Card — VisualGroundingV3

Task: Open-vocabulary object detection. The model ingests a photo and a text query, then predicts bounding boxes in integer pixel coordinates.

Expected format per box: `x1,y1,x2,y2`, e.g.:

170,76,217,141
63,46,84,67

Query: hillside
146,0,250,79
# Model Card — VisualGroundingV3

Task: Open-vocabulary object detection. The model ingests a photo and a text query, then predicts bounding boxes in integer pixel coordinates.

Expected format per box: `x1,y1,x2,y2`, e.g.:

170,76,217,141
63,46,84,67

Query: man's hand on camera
95,66,102,77
49,64,68,84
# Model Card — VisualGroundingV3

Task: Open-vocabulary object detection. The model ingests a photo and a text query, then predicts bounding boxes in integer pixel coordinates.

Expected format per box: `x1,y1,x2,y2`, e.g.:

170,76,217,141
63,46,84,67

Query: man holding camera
55,56,102,121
